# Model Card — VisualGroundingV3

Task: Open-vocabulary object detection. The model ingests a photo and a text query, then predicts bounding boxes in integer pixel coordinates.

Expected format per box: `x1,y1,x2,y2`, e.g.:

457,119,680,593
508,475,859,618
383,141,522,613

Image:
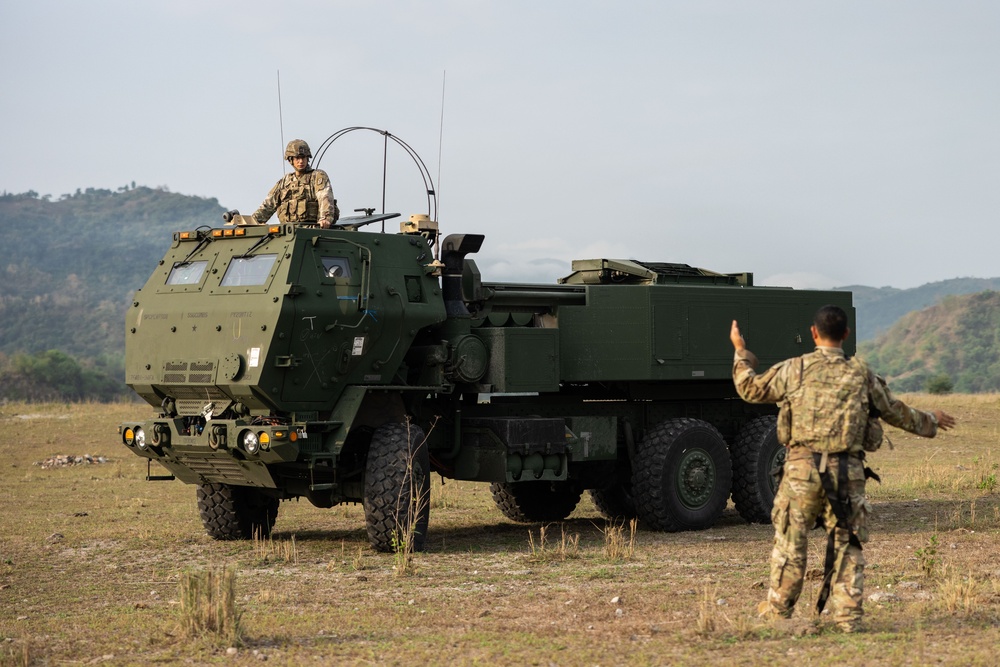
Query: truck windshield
221,254,278,287
166,261,208,285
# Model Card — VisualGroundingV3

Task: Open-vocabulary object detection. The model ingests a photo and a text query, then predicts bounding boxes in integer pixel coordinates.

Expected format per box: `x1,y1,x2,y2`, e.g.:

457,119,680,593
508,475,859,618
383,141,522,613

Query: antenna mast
437,70,446,220
435,70,446,260
277,70,286,174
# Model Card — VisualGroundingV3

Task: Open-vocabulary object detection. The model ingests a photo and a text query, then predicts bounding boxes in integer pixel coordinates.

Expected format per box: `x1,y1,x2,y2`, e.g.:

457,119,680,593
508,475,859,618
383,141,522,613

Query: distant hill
0,186,225,358
843,278,1000,341
0,186,224,399
858,291,1000,393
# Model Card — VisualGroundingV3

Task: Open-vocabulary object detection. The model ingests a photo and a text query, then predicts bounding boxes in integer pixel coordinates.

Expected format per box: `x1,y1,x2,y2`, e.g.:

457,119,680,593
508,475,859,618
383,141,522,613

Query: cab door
280,238,376,405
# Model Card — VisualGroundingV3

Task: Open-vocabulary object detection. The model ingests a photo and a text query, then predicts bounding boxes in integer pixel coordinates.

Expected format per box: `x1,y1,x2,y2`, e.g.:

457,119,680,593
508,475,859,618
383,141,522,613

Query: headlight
241,430,260,455
123,427,135,447
134,427,147,450
258,431,271,451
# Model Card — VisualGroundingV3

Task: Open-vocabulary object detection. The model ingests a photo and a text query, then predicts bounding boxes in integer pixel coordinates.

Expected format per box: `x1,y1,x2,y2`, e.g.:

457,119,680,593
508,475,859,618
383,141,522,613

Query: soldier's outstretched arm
869,371,956,437
933,409,956,431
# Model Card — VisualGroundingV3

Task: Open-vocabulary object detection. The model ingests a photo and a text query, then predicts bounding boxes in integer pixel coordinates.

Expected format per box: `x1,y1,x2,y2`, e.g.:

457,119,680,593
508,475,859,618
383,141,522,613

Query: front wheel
632,418,732,531
197,483,279,540
363,422,430,553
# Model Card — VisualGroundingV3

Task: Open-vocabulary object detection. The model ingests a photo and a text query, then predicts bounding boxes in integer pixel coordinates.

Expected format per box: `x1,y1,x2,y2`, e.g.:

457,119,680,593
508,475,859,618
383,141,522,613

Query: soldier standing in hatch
253,139,340,227
729,305,955,632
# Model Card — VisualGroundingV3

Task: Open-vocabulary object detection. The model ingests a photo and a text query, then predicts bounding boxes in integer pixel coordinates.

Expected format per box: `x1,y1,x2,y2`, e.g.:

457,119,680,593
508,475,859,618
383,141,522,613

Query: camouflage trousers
763,450,870,627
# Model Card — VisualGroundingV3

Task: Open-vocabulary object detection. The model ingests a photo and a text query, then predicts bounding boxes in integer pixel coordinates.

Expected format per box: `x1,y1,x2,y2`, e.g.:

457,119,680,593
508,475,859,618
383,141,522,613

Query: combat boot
835,619,862,633
757,600,791,620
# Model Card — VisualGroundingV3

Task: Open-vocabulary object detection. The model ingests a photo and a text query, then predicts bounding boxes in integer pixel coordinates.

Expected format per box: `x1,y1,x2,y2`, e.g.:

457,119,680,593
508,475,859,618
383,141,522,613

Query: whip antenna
277,70,286,174
435,70,446,259
437,71,446,222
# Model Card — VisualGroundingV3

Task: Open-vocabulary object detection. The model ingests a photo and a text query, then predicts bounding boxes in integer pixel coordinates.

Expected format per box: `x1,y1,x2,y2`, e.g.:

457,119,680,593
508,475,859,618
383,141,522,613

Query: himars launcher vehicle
118,130,854,551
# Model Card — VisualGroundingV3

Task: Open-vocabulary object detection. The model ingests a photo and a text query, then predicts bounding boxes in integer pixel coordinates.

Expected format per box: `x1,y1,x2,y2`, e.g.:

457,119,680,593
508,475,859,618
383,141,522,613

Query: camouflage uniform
733,346,939,630
252,168,339,226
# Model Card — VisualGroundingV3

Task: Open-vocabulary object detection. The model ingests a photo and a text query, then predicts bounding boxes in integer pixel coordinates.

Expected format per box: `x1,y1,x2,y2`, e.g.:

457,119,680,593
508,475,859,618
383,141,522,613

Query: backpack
776,352,873,453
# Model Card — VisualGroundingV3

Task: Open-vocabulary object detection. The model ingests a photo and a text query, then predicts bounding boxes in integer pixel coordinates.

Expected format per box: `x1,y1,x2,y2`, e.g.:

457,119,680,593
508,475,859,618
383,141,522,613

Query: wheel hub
677,448,715,508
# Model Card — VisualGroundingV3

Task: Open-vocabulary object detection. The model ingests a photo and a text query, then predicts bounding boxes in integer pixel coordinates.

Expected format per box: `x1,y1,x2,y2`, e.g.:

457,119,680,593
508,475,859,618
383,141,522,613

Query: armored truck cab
120,215,853,551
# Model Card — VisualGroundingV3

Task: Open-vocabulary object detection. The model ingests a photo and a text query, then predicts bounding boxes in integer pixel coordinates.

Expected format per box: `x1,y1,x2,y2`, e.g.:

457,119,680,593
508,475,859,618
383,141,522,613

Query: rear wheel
197,483,279,540
589,466,637,521
490,481,582,523
730,416,784,524
632,418,732,531
363,422,430,552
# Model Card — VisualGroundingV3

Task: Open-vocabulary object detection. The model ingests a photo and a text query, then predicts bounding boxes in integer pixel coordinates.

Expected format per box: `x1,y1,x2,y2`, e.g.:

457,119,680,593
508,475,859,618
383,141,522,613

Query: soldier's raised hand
730,320,746,351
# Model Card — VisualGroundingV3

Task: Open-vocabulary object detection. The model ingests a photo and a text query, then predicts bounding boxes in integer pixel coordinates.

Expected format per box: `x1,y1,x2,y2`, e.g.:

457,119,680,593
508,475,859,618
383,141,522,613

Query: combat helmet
285,139,312,161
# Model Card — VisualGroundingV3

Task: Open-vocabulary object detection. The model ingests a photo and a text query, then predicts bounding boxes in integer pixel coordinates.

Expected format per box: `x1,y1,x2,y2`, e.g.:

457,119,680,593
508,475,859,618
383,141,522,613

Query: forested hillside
859,291,1000,393
846,278,1000,341
0,186,225,400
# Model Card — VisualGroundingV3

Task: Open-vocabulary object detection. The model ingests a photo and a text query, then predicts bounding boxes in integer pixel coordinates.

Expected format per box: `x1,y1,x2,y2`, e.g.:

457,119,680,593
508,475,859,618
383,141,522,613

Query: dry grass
390,420,432,578
527,524,581,562
177,566,242,644
937,567,980,615
1,397,999,665
252,530,298,565
601,518,638,561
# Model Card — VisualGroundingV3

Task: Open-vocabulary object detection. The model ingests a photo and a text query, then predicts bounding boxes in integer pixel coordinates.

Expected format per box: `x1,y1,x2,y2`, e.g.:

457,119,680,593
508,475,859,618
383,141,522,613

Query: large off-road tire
730,415,784,524
197,483,279,540
490,481,582,523
632,418,733,531
589,467,637,521
363,422,430,553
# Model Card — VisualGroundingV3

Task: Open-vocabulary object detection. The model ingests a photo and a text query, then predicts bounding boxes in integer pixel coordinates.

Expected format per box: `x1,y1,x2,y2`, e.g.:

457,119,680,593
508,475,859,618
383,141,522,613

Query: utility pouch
862,416,884,452
776,402,792,446
777,357,804,446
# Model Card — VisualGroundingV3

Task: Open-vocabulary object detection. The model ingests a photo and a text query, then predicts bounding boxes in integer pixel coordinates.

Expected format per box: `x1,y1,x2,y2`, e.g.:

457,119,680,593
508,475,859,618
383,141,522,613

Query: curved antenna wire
312,127,438,224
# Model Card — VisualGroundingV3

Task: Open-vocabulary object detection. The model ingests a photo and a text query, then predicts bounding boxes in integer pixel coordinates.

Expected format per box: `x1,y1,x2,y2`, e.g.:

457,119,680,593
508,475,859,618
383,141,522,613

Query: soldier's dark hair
814,305,849,341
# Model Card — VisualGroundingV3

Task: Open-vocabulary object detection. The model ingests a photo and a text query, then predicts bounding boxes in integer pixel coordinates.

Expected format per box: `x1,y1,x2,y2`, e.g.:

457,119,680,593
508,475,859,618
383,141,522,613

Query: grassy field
1,395,998,666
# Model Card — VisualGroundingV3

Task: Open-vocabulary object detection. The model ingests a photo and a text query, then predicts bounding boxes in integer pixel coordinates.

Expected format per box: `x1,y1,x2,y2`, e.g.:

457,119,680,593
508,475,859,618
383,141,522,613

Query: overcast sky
2,1,998,289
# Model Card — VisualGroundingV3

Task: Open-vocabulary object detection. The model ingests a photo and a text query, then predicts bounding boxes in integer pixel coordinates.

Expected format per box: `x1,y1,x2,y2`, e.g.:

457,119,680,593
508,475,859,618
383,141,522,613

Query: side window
321,256,352,280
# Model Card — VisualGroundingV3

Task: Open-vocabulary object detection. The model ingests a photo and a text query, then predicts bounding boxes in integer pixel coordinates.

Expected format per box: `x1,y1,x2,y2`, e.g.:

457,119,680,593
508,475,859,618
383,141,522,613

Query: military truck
118,135,853,551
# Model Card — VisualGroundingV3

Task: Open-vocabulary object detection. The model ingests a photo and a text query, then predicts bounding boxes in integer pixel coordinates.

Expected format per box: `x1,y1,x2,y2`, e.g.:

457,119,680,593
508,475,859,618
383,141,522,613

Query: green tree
925,373,954,395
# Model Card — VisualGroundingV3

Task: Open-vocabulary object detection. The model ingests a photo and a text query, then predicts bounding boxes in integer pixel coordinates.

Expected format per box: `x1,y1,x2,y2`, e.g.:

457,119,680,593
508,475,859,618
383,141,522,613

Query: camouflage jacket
733,346,938,451
252,168,339,225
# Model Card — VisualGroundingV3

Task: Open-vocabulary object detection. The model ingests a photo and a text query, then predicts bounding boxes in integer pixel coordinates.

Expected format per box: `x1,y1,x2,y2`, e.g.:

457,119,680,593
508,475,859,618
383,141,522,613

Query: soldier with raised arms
730,305,956,632
253,139,339,228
